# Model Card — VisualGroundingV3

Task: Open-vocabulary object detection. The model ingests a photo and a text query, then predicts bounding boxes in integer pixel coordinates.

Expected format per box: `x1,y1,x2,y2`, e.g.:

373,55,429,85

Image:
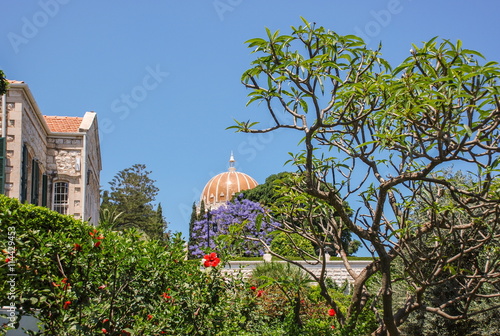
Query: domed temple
200,153,258,209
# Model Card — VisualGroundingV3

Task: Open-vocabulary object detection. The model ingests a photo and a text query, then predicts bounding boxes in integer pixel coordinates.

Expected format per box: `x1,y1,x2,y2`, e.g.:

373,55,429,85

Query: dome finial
229,151,236,172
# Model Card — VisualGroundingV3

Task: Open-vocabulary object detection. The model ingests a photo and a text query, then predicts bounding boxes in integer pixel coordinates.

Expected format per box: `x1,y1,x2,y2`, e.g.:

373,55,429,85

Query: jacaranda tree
231,18,500,336
189,196,278,258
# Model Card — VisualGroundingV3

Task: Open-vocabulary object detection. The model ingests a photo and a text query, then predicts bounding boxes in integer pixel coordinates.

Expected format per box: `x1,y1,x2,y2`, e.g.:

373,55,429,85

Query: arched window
53,181,69,215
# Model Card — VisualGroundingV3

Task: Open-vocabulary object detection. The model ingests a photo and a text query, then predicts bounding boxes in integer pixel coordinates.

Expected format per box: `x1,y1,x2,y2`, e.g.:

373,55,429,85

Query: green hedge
0,196,267,335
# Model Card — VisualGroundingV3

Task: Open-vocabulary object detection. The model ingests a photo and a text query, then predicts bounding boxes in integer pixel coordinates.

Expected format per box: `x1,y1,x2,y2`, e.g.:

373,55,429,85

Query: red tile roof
44,116,83,133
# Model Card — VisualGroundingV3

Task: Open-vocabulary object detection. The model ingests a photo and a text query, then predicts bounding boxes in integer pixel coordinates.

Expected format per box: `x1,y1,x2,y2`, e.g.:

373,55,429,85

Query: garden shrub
0,196,276,335
269,232,315,258
1,195,377,335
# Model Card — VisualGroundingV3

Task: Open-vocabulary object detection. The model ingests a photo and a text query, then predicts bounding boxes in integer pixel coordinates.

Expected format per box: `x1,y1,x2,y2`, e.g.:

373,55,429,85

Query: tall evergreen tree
105,164,163,239
0,70,8,95
198,200,205,220
154,203,168,240
188,202,197,249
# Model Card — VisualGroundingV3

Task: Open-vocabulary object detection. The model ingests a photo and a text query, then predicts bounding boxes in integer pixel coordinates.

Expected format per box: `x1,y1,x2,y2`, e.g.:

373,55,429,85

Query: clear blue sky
2,1,500,253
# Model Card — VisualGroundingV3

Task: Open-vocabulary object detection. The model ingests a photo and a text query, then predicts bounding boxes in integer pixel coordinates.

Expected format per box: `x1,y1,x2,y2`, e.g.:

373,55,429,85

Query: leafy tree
232,18,500,335
189,196,278,258
239,172,360,256
0,70,8,95
237,172,290,206
103,164,165,240
270,231,315,257
396,170,500,336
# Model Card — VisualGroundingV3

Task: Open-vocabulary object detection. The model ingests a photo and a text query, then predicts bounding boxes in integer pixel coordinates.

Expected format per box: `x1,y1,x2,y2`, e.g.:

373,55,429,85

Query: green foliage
0,70,8,96
3,195,373,335
249,262,376,336
0,196,253,334
238,172,360,257
232,17,500,335
251,261,312,288
237,172,292,207
103,164,166,240
98,207,122,230
270,231,315,257
392,170,500,336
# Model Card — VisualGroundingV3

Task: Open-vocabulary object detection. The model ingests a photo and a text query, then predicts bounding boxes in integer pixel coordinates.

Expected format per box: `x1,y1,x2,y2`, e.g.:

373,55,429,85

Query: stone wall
1,84,101,226
47,137,84,218
222,259,371,285
3,89,25,197
79,112,101,225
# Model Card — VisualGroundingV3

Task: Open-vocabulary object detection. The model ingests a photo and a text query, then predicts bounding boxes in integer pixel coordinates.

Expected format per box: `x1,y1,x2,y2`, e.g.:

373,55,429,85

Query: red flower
62,278,71,290
89,229,98,237
331,325,336,329
103,318,109,323
256,290,264,297
147,314,153,321
328,308,336,316
250,286,257,291
94,241,102,248
99,284,107,289
73,243,82,251
203,252,220,267
63,301,71,309
96,235,105,240
101,328,107,333
161,292,171,300
5,257,10,263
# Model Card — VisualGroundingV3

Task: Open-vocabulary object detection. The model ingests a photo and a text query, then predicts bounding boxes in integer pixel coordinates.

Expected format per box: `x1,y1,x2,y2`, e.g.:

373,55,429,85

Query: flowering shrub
0,196,291,335
189,196,278,258
202,252,221,267
0,195,375,335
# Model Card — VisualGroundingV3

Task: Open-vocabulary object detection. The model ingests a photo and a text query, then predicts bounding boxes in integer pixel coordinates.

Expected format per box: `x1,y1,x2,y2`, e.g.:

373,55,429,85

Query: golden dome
200,154,258,208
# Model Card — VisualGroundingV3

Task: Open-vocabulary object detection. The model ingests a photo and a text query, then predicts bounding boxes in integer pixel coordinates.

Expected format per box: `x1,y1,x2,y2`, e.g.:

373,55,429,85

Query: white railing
223,259,372,284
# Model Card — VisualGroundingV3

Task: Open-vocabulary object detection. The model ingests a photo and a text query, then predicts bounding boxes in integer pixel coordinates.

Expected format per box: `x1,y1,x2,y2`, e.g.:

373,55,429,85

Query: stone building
0,80,102,225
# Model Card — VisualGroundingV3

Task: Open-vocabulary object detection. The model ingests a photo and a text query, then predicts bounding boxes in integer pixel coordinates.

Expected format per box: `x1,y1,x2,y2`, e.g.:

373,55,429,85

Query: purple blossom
189,196,278,258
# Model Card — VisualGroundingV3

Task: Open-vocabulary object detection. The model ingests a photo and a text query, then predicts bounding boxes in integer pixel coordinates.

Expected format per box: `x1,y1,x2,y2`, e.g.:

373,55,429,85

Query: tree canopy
238,172,360,256
232,18,500,336
0,70,8,95
189,196,278,258
237,172,291,207
102,164,166,240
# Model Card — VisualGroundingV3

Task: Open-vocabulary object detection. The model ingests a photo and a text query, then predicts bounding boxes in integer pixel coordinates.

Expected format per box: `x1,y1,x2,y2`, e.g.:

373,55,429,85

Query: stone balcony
222,259,372,285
